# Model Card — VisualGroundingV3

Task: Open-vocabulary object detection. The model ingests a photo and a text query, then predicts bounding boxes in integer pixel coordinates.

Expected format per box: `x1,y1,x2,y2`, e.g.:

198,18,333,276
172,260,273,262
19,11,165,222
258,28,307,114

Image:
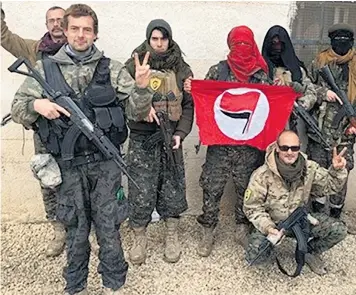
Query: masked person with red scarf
262,25,317,152
194,26,270,257
1,5,67,257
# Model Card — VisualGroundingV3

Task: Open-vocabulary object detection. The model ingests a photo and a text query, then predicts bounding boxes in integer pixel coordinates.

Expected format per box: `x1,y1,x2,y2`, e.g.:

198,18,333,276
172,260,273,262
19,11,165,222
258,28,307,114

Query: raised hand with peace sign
134,51,151,89
332,146,347,170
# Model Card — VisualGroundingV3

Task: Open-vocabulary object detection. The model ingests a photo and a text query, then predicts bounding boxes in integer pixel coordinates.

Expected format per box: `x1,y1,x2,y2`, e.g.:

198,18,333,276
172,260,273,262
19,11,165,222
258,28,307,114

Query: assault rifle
319,65,356,129
247,206,309,277
1,113,12,127
292,102,330,151
141,110,180,176
157,111,180,177
8,57,140,190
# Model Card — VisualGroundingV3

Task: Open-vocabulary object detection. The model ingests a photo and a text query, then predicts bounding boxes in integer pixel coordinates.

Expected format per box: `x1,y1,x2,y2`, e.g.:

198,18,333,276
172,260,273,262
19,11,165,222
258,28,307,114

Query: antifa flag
191,80,299,150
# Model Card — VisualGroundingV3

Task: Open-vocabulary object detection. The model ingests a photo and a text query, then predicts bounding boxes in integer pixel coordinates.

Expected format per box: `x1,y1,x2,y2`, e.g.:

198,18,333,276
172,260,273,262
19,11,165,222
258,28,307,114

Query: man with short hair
1,4,67,257
125,19,194,265
243,130,347,275
308,23,356,234
11,4,153,294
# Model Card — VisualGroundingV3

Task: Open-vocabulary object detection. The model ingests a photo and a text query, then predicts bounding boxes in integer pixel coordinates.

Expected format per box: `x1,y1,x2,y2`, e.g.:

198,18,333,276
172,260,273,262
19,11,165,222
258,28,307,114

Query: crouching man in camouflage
11,4,153,295
243,130,347,275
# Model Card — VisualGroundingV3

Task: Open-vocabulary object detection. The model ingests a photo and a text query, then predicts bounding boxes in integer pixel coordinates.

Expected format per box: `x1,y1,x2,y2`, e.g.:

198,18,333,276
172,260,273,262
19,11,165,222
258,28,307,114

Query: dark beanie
146,19,172,40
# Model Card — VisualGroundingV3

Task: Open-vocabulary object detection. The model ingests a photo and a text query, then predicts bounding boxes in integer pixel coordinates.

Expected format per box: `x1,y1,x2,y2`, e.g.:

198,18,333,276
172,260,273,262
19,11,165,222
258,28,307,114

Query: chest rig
37,56,128,165
149,70,183,122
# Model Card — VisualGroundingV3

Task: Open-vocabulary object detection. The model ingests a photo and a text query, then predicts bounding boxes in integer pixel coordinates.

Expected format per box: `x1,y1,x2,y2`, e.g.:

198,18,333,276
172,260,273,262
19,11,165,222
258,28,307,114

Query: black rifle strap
275,223,308,277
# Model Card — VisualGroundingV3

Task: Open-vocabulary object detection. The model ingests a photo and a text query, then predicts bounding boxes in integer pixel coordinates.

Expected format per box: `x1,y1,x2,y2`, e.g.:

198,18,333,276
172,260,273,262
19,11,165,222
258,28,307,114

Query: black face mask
331,37,354,56
268,42,285,67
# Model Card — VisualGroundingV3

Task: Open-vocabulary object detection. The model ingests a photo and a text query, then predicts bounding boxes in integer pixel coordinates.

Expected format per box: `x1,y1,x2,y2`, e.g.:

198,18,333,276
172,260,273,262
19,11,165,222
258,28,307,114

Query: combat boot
129,226,147,265
64,288,89,295
235,223,249,248
346,222,356,235
305,253,327,275
164,218,181,263
197,226,214,257
102,287,123,295
46,220,66,257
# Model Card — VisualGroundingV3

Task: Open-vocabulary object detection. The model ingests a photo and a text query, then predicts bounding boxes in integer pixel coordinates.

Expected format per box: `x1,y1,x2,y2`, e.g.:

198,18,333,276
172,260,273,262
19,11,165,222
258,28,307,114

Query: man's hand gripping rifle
8,57,140,190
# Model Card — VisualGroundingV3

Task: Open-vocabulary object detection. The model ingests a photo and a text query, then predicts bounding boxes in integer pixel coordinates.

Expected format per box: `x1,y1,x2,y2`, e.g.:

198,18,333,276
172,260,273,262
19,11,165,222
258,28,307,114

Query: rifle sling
275,223,308,277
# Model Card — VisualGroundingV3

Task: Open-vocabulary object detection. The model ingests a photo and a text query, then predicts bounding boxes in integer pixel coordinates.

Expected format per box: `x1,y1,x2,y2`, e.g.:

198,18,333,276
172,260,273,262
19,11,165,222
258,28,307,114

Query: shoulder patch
244,189,252,202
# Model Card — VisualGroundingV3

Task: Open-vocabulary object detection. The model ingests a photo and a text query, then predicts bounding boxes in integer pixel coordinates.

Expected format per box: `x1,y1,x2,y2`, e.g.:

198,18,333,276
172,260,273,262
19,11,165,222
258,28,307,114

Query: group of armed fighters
1,3,355,295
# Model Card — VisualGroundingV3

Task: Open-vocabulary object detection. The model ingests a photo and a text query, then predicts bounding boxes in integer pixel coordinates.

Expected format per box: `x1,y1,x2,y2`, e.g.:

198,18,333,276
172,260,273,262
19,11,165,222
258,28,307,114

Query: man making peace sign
124,19,194,265
243,130,348,276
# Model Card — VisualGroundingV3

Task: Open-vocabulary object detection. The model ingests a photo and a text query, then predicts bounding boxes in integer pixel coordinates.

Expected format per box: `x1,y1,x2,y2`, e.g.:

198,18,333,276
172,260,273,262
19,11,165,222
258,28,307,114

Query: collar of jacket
49,44,103,65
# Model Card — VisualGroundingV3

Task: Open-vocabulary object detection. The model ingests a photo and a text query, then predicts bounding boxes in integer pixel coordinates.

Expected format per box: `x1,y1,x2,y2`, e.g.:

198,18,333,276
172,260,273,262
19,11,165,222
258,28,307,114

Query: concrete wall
1,1,355,223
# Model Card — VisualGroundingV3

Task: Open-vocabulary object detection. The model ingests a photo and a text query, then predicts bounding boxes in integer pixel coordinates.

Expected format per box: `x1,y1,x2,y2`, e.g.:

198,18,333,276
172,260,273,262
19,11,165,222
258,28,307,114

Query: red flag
191,79,298,150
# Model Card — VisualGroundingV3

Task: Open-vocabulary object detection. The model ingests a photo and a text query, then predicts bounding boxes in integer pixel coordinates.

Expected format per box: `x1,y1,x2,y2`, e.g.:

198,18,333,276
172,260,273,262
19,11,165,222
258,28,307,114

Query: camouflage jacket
308,57,356,146
205,61,271,84
11,45,153,135
243,142,347,235
273,66,317,110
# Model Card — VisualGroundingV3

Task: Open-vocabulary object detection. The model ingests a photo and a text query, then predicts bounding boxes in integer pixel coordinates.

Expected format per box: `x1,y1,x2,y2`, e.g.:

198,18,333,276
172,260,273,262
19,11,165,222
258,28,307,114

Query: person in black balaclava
307,23,356,235
262,25,317,152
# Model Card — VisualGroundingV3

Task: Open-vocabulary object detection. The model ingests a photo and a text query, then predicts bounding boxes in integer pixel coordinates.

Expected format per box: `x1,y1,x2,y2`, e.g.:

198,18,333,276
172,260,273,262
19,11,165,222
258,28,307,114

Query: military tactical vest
37,56,128,163
148,70,183,121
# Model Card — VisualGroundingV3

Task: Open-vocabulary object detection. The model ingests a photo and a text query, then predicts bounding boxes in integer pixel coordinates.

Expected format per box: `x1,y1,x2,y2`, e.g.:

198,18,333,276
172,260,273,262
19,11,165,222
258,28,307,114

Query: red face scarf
227,26,268,82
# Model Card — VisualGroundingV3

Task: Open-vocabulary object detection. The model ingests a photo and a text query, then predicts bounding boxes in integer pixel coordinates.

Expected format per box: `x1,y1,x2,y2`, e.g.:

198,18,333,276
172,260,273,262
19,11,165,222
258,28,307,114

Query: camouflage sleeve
243,167,276,235
309,60,328,104
251,70,273,85
1,8,38,66
310,160,348,197
204,64,219,80
11,60,45,127
111,60,154,122
297,67,317,110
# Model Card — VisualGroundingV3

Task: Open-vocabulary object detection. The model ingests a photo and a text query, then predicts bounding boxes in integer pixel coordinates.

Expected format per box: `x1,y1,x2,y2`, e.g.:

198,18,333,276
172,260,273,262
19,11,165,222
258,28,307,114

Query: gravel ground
1,213,356,295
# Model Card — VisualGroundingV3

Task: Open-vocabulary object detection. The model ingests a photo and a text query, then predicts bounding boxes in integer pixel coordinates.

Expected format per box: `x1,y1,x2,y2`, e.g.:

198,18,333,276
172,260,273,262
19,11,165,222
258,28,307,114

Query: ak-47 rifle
156,111,180,177
247,206,310,277
292,102,330,151
8,57,140,190
319,65,356,129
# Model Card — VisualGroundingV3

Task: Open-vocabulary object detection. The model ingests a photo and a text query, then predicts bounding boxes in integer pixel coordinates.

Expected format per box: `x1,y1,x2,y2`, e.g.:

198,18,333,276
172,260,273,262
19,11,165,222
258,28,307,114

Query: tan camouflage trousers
197,145,264,228
127,137,187,228
245,213,347,264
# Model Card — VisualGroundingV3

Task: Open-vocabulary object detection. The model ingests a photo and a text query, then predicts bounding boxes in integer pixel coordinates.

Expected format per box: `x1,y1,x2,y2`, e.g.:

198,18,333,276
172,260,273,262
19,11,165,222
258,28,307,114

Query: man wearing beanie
125,19,194,265
308,23,356,235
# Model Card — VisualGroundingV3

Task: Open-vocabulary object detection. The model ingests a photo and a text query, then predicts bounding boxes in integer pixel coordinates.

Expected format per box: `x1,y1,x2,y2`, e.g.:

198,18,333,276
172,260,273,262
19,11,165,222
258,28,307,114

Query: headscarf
226,26,268,82
262,25,306,83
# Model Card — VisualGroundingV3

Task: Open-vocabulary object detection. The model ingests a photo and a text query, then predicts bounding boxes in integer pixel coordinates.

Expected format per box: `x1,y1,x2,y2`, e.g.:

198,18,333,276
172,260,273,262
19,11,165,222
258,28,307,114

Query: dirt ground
1,213,356,295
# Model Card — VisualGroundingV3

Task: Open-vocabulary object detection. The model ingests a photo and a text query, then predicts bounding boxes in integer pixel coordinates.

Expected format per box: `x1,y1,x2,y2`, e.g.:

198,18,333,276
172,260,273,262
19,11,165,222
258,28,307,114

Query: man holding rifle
308,23,356,234
243,130,347,275
124,19,194,265
11,4,153,295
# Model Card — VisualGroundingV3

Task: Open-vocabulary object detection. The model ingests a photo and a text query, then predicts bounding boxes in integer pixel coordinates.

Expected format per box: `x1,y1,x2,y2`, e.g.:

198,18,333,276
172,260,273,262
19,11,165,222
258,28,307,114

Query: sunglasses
278,145,300,152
